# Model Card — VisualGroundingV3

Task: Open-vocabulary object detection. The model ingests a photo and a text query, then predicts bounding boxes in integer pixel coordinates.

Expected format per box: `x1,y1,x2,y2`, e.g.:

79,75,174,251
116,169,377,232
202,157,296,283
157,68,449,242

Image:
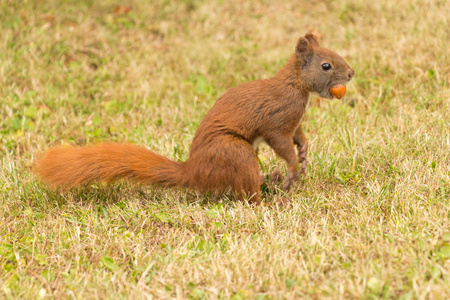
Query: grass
1,0,449,298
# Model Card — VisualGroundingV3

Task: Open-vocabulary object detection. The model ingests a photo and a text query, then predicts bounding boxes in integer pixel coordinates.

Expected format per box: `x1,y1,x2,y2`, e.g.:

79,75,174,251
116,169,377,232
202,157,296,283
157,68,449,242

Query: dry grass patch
1,0,449,298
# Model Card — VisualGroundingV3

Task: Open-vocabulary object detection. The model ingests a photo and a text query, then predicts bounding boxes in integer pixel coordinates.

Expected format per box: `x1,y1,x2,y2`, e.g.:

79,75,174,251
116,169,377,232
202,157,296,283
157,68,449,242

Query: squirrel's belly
252,136,265,150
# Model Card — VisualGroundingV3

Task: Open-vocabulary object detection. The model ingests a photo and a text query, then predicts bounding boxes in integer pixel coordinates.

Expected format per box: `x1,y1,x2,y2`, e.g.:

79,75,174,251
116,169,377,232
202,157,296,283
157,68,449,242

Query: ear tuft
296,37,309,53
305,33,320,47
296,37,314,67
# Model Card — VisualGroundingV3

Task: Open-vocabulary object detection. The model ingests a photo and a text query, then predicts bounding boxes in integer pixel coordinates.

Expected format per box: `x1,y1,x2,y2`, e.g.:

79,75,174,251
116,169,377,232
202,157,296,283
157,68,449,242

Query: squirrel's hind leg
186,136,261,204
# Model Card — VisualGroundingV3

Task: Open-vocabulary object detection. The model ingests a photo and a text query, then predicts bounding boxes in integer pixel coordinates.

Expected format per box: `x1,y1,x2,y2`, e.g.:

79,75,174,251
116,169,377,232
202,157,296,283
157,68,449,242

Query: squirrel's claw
297,144,308,174
282,171,298,191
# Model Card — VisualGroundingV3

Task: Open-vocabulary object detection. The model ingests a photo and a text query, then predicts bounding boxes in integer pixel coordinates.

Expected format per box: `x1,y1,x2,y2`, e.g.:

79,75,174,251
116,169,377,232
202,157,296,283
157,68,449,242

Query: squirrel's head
296,33,354,99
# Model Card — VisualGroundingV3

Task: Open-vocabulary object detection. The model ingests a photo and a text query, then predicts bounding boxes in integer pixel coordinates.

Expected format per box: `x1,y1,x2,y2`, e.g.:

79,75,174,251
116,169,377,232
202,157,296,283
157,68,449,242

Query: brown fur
35,34,354,204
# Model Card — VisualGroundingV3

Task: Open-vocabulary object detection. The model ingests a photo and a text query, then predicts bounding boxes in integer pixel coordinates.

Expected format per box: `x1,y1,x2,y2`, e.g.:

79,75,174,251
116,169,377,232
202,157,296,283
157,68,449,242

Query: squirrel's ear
305,33,320,47
296,37,314,67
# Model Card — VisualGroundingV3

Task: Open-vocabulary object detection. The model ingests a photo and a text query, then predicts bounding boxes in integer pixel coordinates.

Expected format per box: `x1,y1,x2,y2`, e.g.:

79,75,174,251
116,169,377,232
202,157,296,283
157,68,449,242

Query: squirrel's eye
322,63,331,71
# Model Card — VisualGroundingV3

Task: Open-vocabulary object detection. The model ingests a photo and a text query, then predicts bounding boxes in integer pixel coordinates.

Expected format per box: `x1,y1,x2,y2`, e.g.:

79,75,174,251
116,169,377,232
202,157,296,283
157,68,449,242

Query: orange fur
36,143,185,188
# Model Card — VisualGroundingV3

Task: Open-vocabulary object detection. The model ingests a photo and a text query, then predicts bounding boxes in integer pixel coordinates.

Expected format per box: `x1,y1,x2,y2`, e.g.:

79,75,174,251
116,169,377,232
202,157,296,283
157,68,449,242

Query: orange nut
329,85,346,99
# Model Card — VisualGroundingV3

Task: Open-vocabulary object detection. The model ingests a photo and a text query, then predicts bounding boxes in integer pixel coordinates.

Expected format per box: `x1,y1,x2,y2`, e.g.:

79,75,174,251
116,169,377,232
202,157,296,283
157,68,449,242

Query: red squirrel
35,33,354,204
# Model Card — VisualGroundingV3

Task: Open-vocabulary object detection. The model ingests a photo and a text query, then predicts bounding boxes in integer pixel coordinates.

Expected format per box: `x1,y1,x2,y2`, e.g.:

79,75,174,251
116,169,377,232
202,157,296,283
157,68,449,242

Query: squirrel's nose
348,69,355,80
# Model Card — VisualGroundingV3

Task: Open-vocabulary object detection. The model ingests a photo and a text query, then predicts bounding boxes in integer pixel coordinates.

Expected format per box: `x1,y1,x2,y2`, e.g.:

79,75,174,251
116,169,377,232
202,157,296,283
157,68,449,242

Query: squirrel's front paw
298,144,308,174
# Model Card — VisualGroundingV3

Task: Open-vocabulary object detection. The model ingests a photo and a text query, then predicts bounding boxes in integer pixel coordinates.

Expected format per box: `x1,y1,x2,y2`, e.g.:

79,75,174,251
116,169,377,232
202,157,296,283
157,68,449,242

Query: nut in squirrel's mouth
329,85,346,99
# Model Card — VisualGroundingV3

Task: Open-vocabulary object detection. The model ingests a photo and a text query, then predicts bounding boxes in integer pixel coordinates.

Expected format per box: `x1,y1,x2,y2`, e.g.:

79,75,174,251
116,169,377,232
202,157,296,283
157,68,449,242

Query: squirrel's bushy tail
35,143,185,189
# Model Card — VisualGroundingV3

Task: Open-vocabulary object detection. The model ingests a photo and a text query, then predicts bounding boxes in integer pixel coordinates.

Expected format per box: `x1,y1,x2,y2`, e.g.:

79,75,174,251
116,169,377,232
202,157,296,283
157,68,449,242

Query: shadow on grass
35,172,292,209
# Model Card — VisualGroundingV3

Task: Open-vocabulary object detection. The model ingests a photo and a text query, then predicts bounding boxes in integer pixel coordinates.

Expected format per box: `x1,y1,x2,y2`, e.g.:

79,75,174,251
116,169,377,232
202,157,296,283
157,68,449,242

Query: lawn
0,0,449,298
